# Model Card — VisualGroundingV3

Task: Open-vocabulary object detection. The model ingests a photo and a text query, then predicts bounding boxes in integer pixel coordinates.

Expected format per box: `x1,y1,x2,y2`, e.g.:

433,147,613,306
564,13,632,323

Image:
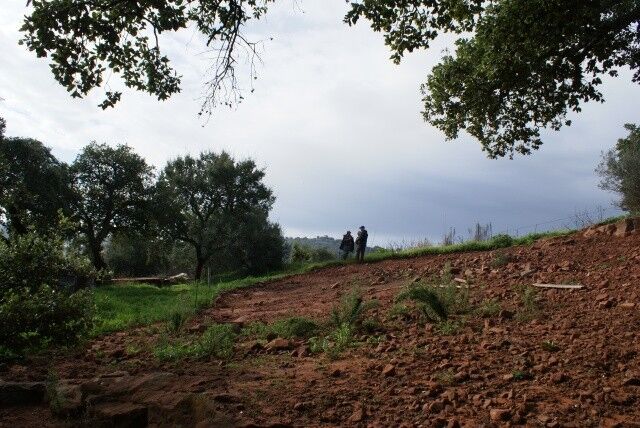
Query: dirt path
2,228,640,427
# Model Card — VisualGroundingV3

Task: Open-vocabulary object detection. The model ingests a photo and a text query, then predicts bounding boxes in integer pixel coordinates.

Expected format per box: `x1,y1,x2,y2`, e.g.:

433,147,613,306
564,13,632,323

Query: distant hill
285,235,382,254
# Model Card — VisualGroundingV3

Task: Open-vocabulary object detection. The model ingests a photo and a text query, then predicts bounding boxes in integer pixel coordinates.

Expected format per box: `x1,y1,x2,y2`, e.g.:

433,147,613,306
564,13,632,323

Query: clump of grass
476,298,502,317
388,302,410,319
154,324,237,361
168,310,187,334
490,250,513,268
397,285,448,322
308,289,377,359
512,370,532,381
541,340,560,352
435,319,464,335
243,317,319,340
514,285,539,321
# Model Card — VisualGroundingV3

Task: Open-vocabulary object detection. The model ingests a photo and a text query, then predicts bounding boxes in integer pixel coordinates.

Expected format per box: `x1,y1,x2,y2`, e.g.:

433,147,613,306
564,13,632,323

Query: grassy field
93,218,626,336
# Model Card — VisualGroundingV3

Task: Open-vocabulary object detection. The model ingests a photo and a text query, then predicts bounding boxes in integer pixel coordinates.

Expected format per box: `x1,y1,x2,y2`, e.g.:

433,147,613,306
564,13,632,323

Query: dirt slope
2,226,640,427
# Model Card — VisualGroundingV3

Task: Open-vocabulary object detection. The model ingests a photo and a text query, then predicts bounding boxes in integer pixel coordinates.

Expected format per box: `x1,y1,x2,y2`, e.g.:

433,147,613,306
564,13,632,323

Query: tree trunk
195,257,205,281
89,239,107,271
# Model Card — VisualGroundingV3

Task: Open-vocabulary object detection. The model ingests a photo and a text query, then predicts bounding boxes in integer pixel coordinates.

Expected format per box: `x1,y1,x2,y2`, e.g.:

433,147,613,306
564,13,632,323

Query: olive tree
69,143,154,270
155,151,275,279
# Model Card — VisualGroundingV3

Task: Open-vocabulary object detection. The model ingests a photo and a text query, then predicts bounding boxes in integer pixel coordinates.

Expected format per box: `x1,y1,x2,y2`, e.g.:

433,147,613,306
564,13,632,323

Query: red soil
2,228,640,427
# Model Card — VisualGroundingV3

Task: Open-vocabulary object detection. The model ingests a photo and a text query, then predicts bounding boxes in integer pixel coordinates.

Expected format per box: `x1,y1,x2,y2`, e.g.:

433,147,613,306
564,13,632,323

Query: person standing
339,231,355,260
355,225,368,263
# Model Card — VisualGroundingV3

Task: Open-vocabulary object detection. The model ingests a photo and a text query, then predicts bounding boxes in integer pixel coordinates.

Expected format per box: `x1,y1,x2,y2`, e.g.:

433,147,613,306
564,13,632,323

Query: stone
620,302,636,309
0,381,45,406
382,364,396,377
265,338,291,351
428,400,444,413
348,403,365,422
489,408,511,422
91,402,148,427
51,383,83,415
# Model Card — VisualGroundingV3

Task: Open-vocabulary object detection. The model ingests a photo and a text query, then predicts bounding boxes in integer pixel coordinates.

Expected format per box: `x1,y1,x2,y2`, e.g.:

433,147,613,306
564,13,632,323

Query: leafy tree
233,209,285,275
346,1,640,158
597,123,640,213
21,2,640,157
0,116,5,140
69,143,154,270
0,137,69,236
155,151,275,279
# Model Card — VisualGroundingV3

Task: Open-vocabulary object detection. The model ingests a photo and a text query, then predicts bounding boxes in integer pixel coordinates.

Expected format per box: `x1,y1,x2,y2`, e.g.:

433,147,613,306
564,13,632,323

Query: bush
0,286,94,360
0,230,95,359
0,230,94,295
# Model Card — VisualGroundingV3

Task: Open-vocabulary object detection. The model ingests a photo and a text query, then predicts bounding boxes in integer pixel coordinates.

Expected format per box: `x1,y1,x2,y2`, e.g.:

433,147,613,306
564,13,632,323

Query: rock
330,368,342,378
551,372,568,384
427,400,444,413
91,402,148,427
213,393,240,403
0,381,45,405
489,408,511,422
382,364,396,377
620,302,636,310
348,403,365,422
622,374,640,386
50,383,83,415
100,370,130,378
265,338,291,351
330,282,340,289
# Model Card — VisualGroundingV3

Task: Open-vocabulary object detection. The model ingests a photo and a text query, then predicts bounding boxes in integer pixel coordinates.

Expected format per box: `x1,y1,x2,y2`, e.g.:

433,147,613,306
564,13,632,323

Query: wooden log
533,283,584,290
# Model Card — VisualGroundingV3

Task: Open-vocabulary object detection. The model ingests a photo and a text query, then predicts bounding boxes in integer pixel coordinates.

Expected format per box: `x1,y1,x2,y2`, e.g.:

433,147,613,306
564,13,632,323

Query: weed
541,340,560,352
330,289,367,328
476,298,501,317
125,343,142,356
168,310,187,334
514,285,539,321
389,303,410,319
362,317,383,334
435,369,456,386
512,370,532,381
243,317,319,340
397,285,447,322
45,371,63,414
435,319,464,335
308,336,330,354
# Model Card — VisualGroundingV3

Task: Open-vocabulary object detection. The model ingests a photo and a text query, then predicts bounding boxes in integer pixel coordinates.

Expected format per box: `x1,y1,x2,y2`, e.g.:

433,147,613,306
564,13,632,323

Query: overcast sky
1,2,638,247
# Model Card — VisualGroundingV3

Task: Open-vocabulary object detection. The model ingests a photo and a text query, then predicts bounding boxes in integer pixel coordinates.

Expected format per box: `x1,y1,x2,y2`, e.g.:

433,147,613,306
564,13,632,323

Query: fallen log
533,283,584,290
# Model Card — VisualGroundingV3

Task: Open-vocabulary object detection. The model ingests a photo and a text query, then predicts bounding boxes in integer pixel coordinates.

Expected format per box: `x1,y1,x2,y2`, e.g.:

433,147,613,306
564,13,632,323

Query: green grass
153,324,237,361
242,317,319,340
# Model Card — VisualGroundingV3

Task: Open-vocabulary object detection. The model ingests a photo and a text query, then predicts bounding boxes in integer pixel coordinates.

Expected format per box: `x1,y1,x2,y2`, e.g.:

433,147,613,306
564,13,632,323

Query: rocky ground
1,220,640,427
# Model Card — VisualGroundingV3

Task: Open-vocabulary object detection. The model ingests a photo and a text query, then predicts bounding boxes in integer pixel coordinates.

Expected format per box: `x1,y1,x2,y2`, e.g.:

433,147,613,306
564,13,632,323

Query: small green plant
476,298,501,317
308,336,330,354
435,319,463,335
327,323,354,359
330,288,367,328
396,285,448,322
389,302,410,319
168,310,187,333
362,317,383,334
512,370,532,381
45,371,63,414
541,340,560,352
243,317,319,340
514,285,539,321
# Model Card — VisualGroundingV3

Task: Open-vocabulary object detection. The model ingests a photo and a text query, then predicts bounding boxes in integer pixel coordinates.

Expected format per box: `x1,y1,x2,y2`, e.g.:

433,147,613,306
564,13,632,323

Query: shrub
0,230,94,295
0,230,95,360
490,234,514,248
0,286,94,360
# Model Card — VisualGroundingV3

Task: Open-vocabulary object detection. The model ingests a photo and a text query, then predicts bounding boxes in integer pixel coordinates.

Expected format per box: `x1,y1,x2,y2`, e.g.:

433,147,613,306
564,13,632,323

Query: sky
1,2,638,247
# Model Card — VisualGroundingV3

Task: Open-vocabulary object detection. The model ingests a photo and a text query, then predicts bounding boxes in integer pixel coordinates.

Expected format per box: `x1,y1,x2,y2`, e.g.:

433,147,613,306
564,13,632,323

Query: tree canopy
0,137,69,236
20,1,640,157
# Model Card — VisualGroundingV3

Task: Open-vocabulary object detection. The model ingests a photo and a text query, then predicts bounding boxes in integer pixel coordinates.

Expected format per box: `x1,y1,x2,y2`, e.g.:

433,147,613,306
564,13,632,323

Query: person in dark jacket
355,225,368,262
339,231,355,260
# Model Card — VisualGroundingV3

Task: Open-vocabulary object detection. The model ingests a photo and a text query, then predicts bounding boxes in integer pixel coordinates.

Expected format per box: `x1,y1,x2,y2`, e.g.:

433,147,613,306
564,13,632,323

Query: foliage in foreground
0,229,95,360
